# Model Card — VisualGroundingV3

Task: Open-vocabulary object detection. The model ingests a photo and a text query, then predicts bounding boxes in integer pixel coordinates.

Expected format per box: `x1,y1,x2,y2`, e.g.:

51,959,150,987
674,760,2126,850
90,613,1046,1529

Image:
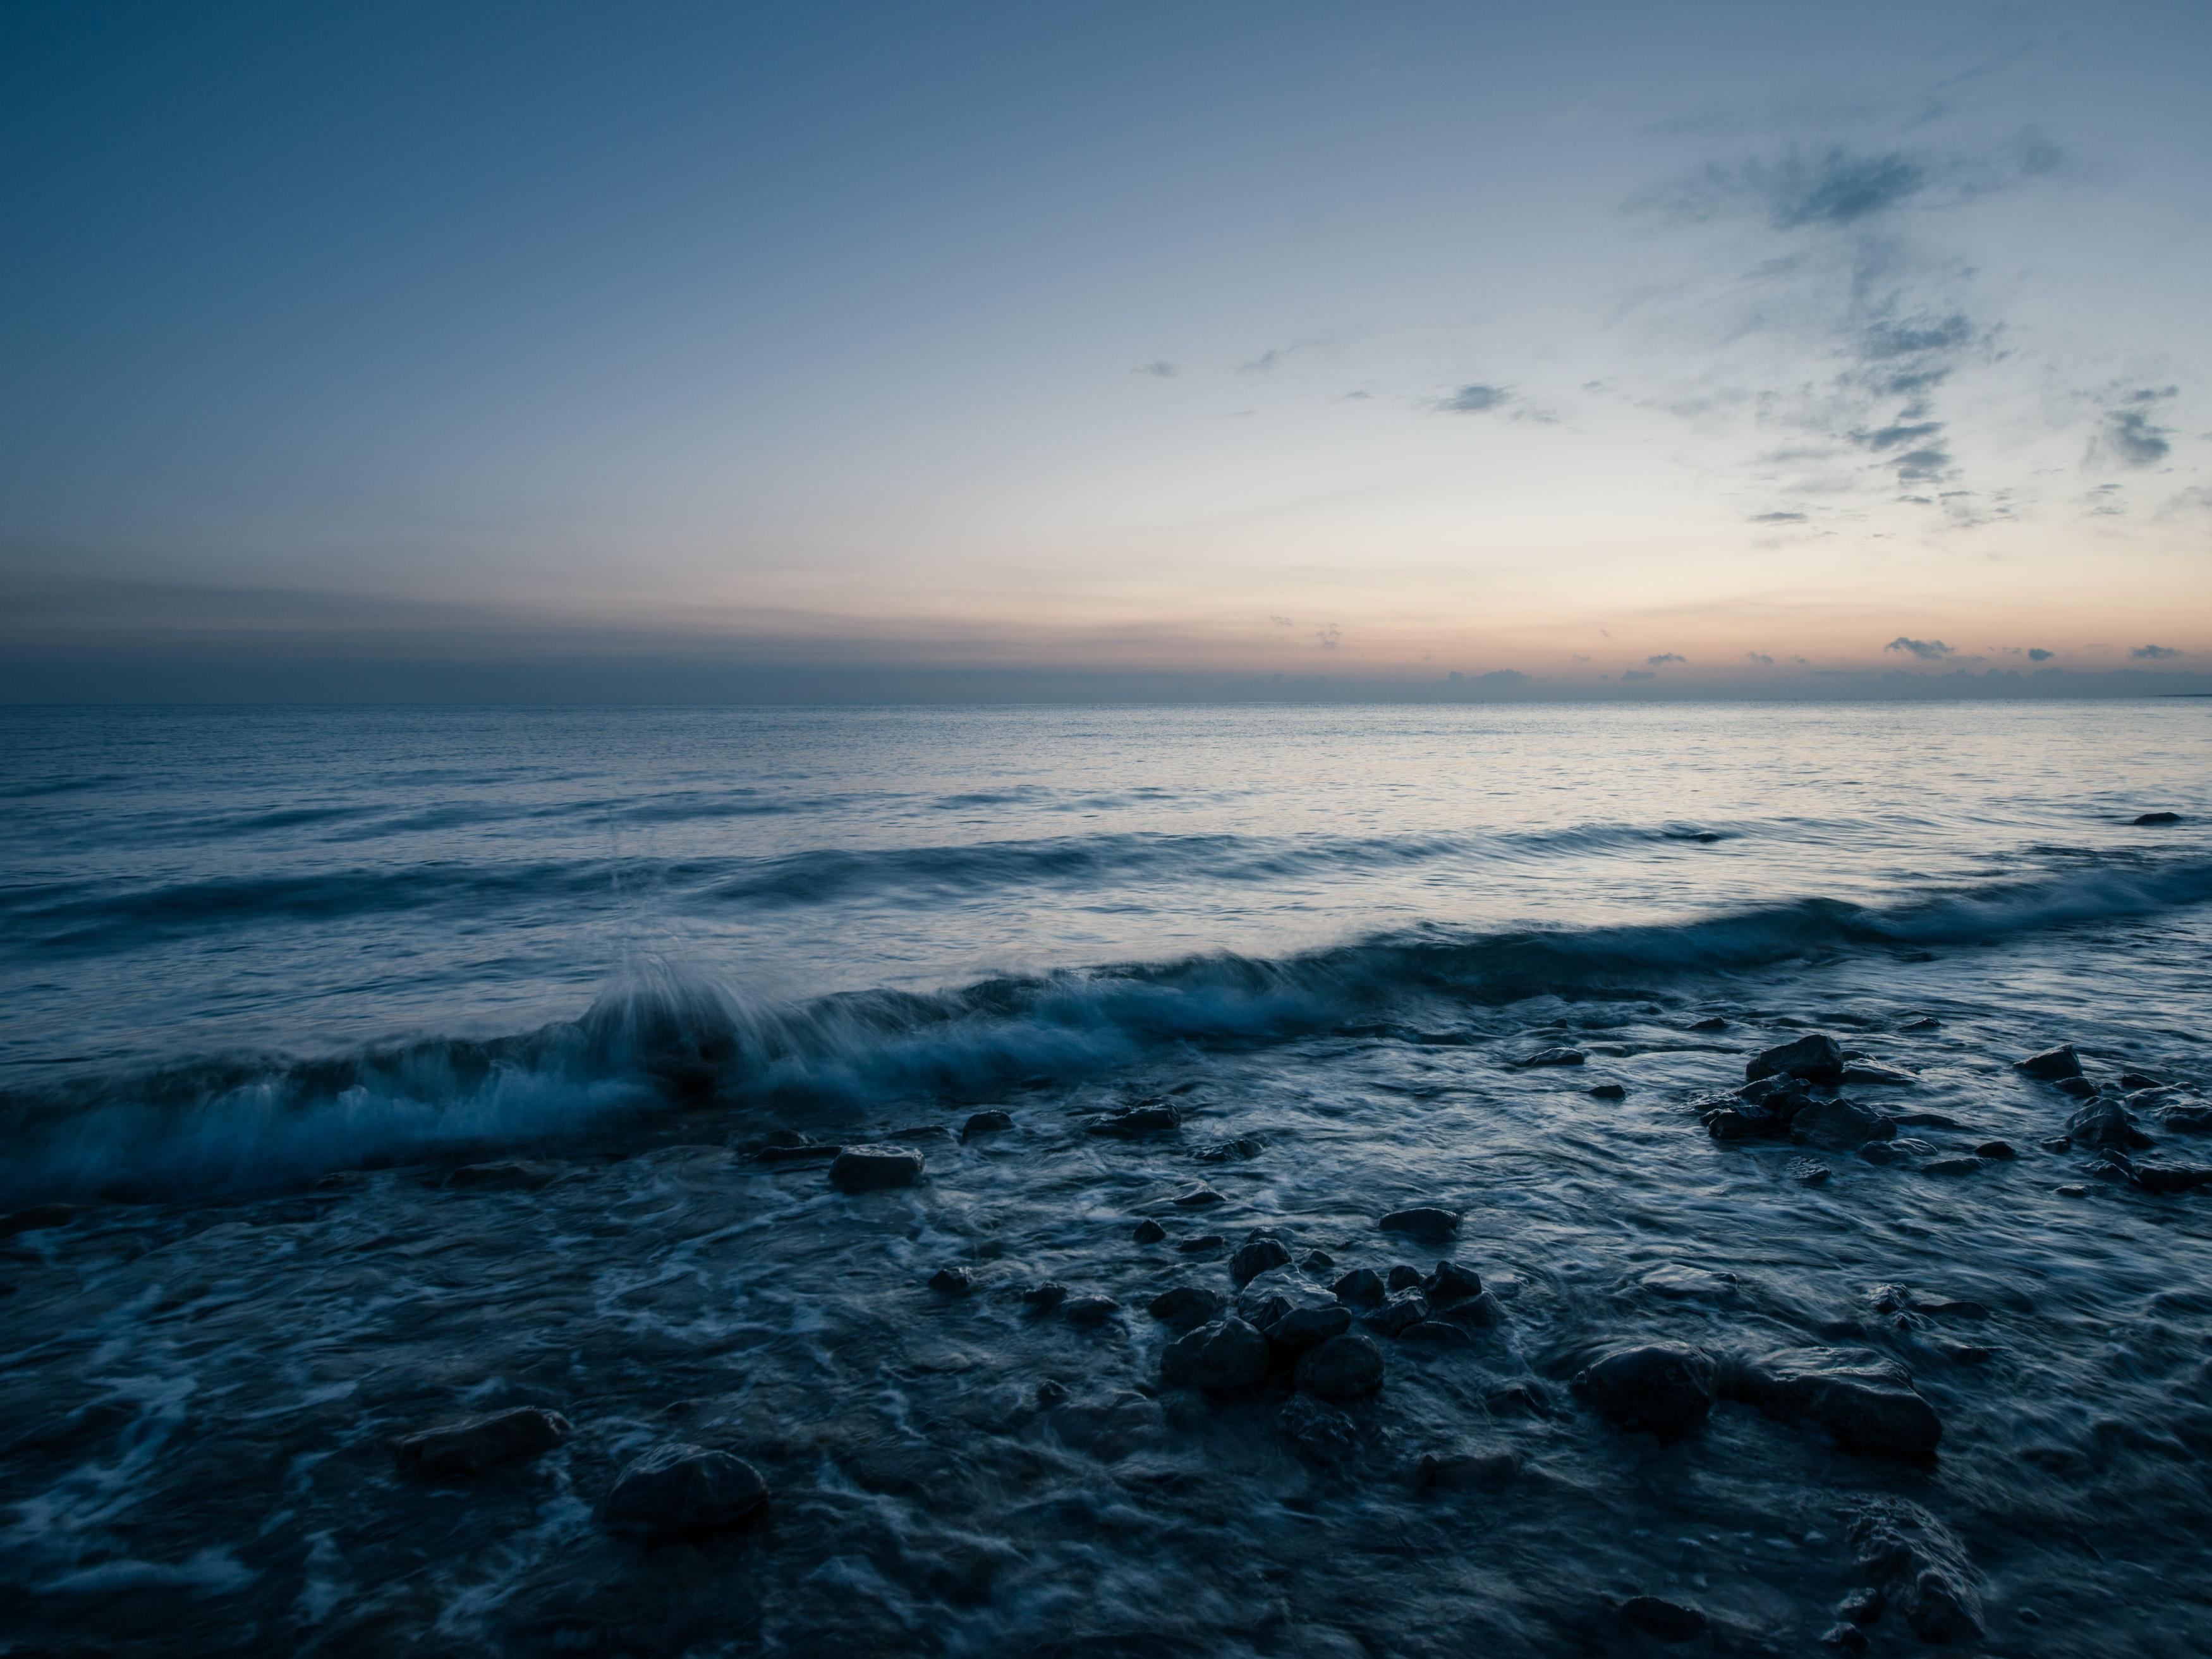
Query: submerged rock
927,1265,974,1295
1418,1447,1520,1489
1839,1062,1916,1086
1922,1155,1986,1177
394,1406,571,1480
1425,1260,1483,1306
1178,1233,1227,1255
1789,1157,1833,1186
2133,810,2182,826
600,1445,769,1538
1589,1081,1628,1100
2055,1075,2097,1098
1620,1596,1708,1643
1576,1343,1716,1435
754,1141,842,1165
1294,1334,1385,1401
0,1203,79,1238
1385,1263,1427,1292
1172,1186,1225,1207
828,1145,925,1192
1731,1347,1942,1458
1088,1102,1182,1138
1160,1317,1272,1394
1974,1139,2017,1159
1747,1033,1844,1085
1147,1284,1224,1328
1790,1099,1895,1152
1514,1046,1585,1067
1898,1014,1942,1032
1060,1294,1121,1329
1196,1135,1267,1163
446,1159,560,1190
2063,1098,2154,1150
1847,1498,1984,1642
1689,1015,1730,1032
960,1109,1014,1141
1268,1299,1354,1352
1131,1218,1167,1244
1277,1394,1361,1468
2016,1044,2084,1081
1022,1282,1071,1313
1378,1206,1461,1243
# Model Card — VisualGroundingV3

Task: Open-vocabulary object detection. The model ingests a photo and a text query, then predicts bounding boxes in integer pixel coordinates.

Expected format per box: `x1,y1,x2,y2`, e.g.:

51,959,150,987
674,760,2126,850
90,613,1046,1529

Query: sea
1,700,2208,1655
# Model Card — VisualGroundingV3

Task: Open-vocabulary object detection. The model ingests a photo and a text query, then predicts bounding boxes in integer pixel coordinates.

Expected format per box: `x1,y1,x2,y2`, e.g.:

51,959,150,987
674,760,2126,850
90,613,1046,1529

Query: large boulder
1790,1099,1895,1152
1159,1317,1272,1394
1746,1033,1844,1085
394,1406,571,1480
1730,1347,1941,1458
599,1445,769,1536
828,1145,925,1192
1294,1334,1385,1401
1576,1343,1715,1435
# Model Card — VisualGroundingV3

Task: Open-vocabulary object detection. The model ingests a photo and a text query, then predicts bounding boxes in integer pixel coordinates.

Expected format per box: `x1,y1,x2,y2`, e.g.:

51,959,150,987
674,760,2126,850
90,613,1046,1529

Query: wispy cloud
1646,652,1687,665
2098,387,2177,468
2130,643,2180,660
1134,360,1177,378
1438,382,1512,413
1885,635,1954,660
2027,647,2054,662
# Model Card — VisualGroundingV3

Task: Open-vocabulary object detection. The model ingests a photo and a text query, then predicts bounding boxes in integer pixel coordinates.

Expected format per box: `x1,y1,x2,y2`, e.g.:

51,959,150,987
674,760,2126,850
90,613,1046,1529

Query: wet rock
1974,1139,2017,1160
1332,1268,1386,1310
1369,1291,1430,1337
0,1203,79,1238
1378,1206,1461,1243
928,1265,975,1296
1172,1186,1225,1207
1485,1379,1551,1416
1294,1334,1385,1401
1837,1586,1883,1624
2134,810,2182,826
828,1145,925,1192
1178,1233,1226,1255
1689,1015,1729,1032
1131,1218,1167,1244
1636,1263,1736,1301
1418,1447,1519,1489
1890,1109,1963,1129
1514,1047,1586,1067
394,1406,572,1480
1385,1263,1428,1292
1820,1623,1869,1653
1228,1236,1293,1286
1707,1107,1776,1141
1576,1343,1716,1435
1847,1498,1984,1643
2130,1164,2212,1195
1589,1081,1627,1100
600,1445,769,1537
2016,1044,2084,1081
1022,1282,1071,1313
1899,1014,1942,1032
1061,1294,1121,1329
1789,1157,1833,1186
1196,1135,1267,1162
2055,1075,2097,1098
447,1159,560,1190
1035,1379,1069,1408
2158,1104,2212,1134
1147,1285,1224,1328
1439,1291,1508,1330
1732,1347,1942,1458
887,1124,954,1143
1277,1394,1360,1468
1791,1098,1895,1152
1160,1317,1272,1394
1088,1102,1182,1138
755,1140,842,1165
1620,1596,1708,1643
960,1109,1014,1141
1268,1299,1354,1352
1400,1320,1474,1346
1840,1062,1916,1086
1923,1155,1985,1177
2056,1182,2089,1198
2063,1097,2154,1150
1747,1033,1844,1085
1425,1260,1483,1306
2118,1071,2166,1090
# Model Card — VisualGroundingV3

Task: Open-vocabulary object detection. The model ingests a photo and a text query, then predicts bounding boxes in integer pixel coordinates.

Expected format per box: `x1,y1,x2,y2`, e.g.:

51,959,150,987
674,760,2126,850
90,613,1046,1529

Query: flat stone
1791,1099,1895,1151
960,1109,1014,1141
395,1406,571,1480
1732,1347,1942,1459
600,1445,769,1536
1378,1206,1461,1243
1514,1047,1585,1067
1747,1033,1844,1085
1576,1343,1715,1435
1147,1285,1224,1328
1620,1596,1708,1643
1160,1317,1272,1394
2015,1045,2084,1081
2131,1164,2212,1195
1294,1334,1385,1401
828,1145,924,1192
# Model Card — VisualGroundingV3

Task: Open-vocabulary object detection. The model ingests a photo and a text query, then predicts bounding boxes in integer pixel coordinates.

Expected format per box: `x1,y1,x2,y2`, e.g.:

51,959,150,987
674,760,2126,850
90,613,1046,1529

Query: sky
4,1,2209,701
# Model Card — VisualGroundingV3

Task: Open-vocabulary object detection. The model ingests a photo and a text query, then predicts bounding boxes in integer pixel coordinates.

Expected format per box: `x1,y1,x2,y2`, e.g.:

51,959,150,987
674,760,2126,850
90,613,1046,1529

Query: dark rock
1791,1099,1895,1151
1035,1379,1069,1407
1088,1102,1182,1138
887,1124,953,1143
1368,1290,1430,1336
1891,1109,1964,1128
2064,1098,2154,1150
1227,1236,1292,1286
1731,1347,1942,1458
1425,1261,1483,1306
1178,1233,1226,1254
1269,1300,1354,1352
2130,1164,2212,1195
1332,1268,1386,1310
2056,1183,2089,1198
1847,1498,1984,1643
1385,1263,1427,1292
1485,1380,1551,1416
1300,1249,1335,1272
755,1141,842,1165
828,1145,925,1192
0,1203,80,1238
1061,1294,1121,1328
2016,1044,2084,1081
1160,1317,1272,1394
1438,1291,1508,1329
1576,1343,1715,1435
2117,1071,2165,1090
1147,1285,1224,1328
1276,1394,1360,1468
1707,1107,1776,1141
2159,1105,2212,1134
1974,1140,2016,1160
395,1406,571,1480
1418,1447,1519,1488
2134,811,2182,826
1821,1623,1869,1653
1747,1033,1844,1085
1789,1157,1833,1186
447,1160,559,1190
928,1266,974,1295
961,1109,1014,1141
600,1445,769,1537
1172,1186,1225,1207
1131,1218,1167,1244
1514,1047,1585,1067
1689,1016,1729,1032
1401,1320,1475,1346
1589,1082,1628,1100
1195,1135,1267,1162
1378,1206,1461,1243
1899,1014,1942,1032
1840,1062,1916,1086
2055,1075,2097,1098
1923,1155,1985,1177
1620,1596,1708,1643
1022,1282,1070,1313
1294,1334,1385,1401
1837,1587,1883,1624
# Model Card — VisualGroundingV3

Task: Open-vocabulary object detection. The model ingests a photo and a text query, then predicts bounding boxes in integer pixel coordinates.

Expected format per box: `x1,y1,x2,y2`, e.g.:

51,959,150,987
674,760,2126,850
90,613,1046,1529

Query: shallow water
3,702,2210,1655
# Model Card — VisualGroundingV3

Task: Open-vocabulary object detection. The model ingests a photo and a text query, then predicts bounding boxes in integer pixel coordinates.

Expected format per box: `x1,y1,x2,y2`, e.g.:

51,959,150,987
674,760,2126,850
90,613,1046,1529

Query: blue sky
4,1,2208,699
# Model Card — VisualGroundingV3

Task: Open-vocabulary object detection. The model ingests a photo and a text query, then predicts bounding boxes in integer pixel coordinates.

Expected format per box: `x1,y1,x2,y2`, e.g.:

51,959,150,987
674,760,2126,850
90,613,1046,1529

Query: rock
0,1203,80,1238
1227,1236,1292,1286
1589,1082,1627,1100
2055,1075,2097,1098
1269,1300,1353,1352
2064,1098,2154,1150
447,1160,559,1190
2015,1044,2084,1081
2130,1164,2212,1195
1196,1135,1267,1162
1747,1033,1844,1085
1890,1109,1963,1129
1378,1206,1461,1243
1401,1320,1474,1346
1178,1233,1226,1254
1300,1248,1335,1271
1023,1282,1071,1313
1706,1107,1777,1141
2159,1105,2212,1134
1731,1347,1942,1458
2056,1183,2088,1198
1061,1294,1121,1328
1821,1623,1869,1653
1035,1379,1069,1407
1172,1186,1225,1207
828,1145,925,1192
1160,1317,1272,1394
600,1445,769,1537
1425,1261,1483,1306
394,1406,571,1480
1294,1334,1385,1401
1485,1379,1551,1416
1576,1343,1715,1435
1620,1596,1708,1643
1791,1099,1895,1152
961,1109,1014,1140
1847,1498,1984,1643
1840,1062,1916,1086
1147,1285,1224,1328
1689,1016,1729,1032
2118,1071,2166,1090
1277,1394,1360,1468
1837,1586,1883,1624
1437,1292,1507,1329
1385,1263,1427,1292
928,1265,974,1295
1368,1290,1430,1337
755,1140,842,1164
1515,1047,1586,1067
1974,1139,2016,1160
1418,1447,1519,1489
1332,1268,1386,1310
887,1124,953,1143
1922,1155,1985,1177
1789,1157,1832,1186
1899,1014,1942,1032
1636,1263,1736,1301
2133,811,2182,826
1088,1102,1182,1138
1132,1218,1167,1244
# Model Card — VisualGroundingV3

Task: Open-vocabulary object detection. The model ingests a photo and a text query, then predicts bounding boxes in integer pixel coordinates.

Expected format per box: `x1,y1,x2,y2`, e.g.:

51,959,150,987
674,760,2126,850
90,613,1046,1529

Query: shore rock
1790,1099,1895,1152
1425,1261,1482,1306
1172,1186,1224,1207
1576,1343,1715,1435
1332,1268,1386,1310
1228,1236,1293,1286
1369,1291,1430,1337
1747,1033,1844,1085
2015,1044,2084,1081
960,1109,1014,1141
1061,1294,1121,1328
1132,1218,1167,1244
1589,1082,1627,1100
2134,811,2182,826
1147,1285,1224,1328
1269,1299,1354,1352
828,1145,925,1192
2130,1164,2212,1195
1847,1498,1983,1642
1732,1347,1942,1458
600,1445,769,1537
1088,1102,1182,1138
1515,1047,1585,1067
2063,1098,2154,1150
394,1406,571,1480
1620,1596,1708,1643
1974,1140,2016,1159
1378,1206,1461,1243
1294,1334,1385,1401
1160,1317,1272,1394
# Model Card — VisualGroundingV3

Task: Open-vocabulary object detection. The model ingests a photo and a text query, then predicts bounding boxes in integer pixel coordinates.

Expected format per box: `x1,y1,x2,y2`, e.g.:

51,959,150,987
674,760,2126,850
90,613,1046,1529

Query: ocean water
2,700,2210,1655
